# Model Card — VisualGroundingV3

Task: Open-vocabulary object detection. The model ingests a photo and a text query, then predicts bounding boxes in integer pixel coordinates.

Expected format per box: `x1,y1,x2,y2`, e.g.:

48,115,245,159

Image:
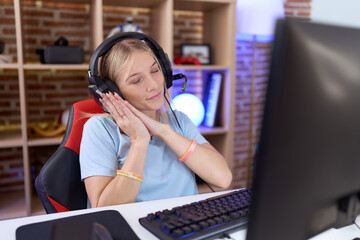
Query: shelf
199,126,228,135
40,0,162,6
174,0,235,11
27,137,63,147
173,64,229,70
0,190,26,220
103,0,165,8
0,64,89,71
0,133,63,148
0,190,45,221
0,64,19,69
21,63,226,71
31,194,46,217
23,64,89,71
0,131,23,148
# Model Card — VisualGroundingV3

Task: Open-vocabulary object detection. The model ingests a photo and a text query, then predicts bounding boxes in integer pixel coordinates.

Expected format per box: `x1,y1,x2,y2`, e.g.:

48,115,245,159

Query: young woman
80,37,232,208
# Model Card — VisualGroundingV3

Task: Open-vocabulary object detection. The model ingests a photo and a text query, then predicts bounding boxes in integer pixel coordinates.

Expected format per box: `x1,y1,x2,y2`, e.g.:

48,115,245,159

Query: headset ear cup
162,53,173,89
103,78,124,99
89,75,124,99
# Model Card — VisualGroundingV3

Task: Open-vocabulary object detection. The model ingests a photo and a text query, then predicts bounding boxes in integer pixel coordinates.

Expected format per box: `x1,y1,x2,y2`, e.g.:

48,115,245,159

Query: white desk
0,190,359,240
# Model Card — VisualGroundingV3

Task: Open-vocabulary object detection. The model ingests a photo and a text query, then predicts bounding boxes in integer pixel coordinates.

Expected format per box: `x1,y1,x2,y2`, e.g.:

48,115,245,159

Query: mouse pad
16,210,140,240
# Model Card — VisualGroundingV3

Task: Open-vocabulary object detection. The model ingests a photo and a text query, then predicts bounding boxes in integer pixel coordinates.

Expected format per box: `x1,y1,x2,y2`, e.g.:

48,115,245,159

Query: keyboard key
207,219,217,226
161,223,175,234
182,226,192,235
172,229,184,238
214,216,224,224
189,224,200,232
230,212,240,219
146,213,155,221
199,221,209,229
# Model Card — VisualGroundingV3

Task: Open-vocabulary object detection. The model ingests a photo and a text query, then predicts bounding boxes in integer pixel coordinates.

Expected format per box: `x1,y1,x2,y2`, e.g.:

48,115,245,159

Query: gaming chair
35,99,103,213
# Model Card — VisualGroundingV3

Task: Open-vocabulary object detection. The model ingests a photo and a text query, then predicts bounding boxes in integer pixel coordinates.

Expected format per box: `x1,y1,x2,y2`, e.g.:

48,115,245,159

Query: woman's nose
146,75,159,91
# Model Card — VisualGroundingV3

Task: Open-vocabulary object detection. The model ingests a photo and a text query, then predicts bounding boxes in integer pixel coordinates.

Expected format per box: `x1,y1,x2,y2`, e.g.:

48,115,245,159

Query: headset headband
88,32,172,87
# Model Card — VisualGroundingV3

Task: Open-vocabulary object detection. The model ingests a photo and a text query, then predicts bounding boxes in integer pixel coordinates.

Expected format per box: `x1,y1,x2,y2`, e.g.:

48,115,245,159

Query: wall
311,0,360,28
0,1,203,191
232,0,312,188
284,0,312,20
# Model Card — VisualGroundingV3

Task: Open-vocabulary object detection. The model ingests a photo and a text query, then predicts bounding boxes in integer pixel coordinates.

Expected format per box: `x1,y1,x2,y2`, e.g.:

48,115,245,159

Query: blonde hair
99,38,155,83
92,38,172,122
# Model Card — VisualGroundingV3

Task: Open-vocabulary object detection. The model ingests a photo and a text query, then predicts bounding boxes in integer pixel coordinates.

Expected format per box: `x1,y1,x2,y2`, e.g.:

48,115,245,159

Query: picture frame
180,43,211,65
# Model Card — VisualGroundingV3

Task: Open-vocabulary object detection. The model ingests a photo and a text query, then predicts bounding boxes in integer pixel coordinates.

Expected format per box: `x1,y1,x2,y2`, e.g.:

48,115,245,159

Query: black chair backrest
35,99,103,213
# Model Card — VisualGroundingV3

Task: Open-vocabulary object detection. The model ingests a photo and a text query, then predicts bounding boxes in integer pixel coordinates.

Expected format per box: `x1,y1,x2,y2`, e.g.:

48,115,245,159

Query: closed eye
150,60,160,73
131,78,141,84
151,67,160,73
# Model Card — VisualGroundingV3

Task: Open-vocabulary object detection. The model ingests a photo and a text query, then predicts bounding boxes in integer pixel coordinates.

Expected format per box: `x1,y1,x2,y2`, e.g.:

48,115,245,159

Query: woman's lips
148,92,161,100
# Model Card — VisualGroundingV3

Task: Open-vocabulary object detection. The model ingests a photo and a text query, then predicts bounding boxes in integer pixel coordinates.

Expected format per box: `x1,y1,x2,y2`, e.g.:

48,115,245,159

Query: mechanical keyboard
139,188,252,240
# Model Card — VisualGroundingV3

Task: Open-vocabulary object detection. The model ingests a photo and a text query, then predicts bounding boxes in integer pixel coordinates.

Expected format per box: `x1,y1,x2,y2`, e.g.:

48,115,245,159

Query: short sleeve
173,110,209,145
79,116,119,181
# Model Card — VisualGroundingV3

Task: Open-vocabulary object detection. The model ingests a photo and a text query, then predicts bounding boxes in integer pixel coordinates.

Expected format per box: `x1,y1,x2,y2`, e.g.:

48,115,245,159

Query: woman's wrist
156,123,171,140
131,137,150,148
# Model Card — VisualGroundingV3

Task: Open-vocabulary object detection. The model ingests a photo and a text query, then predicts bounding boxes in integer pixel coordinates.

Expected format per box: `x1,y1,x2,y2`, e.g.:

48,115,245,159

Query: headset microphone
173,73,188,92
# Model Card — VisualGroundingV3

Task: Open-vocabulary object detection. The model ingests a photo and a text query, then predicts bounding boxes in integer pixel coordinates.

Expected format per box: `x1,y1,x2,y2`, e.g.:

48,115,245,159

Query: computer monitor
246,19,360,240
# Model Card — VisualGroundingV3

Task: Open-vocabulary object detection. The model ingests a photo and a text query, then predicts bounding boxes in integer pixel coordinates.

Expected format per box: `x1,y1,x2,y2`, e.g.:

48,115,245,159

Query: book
203,72,223,127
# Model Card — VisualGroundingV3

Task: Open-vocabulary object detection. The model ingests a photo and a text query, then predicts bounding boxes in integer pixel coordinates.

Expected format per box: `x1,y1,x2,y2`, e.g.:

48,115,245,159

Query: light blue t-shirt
80,110,208,205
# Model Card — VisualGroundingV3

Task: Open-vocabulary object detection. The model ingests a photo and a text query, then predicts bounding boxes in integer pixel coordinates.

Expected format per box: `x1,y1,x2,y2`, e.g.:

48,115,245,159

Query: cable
354,219,360,230
221,233,236,240
167,73,188,130
199,177,215,192
164,93,183,133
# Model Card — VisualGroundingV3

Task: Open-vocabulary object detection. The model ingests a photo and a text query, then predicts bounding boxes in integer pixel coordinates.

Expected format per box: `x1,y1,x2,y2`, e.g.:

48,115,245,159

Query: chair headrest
64,99,104,154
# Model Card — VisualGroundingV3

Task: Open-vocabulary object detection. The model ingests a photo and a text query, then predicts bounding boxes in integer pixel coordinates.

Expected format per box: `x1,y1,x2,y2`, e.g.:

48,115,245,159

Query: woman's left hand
115,94,166,137
101,92,151,142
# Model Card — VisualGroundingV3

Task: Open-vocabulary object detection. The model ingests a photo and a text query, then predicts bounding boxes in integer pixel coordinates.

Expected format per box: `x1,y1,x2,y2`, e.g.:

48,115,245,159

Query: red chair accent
35,99,104,213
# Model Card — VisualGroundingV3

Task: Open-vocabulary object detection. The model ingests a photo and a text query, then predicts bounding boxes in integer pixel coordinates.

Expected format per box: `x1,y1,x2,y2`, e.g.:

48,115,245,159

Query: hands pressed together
100,92,165,143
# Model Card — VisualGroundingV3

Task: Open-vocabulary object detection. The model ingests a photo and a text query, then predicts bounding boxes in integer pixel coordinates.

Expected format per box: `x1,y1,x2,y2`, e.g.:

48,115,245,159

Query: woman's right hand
100,92,150,143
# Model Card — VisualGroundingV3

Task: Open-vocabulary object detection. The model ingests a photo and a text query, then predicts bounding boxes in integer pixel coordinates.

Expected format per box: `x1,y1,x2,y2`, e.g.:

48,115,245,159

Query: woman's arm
83,93,151,207
84,140,149,208
116,94,232,189
157,125,232,189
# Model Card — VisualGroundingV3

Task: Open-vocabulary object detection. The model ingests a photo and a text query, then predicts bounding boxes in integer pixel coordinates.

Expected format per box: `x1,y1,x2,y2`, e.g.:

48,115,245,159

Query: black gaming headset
88,32,187,112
